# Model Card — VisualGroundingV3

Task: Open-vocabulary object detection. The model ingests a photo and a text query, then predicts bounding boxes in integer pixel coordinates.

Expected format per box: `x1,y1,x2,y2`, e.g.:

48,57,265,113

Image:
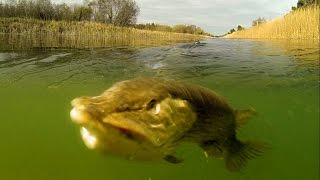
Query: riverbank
0,18,205,50
225,5,319,39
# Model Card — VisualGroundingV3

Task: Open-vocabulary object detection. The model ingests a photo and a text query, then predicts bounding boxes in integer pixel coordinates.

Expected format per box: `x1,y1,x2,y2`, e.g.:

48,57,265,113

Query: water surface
0,38,319,180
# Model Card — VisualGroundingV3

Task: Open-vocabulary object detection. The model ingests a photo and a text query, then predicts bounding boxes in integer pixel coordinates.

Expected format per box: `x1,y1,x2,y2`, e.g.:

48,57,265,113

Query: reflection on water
0,39,318,180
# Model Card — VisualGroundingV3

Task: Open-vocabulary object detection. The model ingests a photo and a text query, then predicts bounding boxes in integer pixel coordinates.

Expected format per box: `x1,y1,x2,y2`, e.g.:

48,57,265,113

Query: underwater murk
0,38,318,180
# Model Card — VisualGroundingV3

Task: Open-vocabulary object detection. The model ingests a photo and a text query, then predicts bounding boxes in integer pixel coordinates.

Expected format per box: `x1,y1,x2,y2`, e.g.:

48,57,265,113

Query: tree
0,2,3,17
252,17,267,26
15,0,28,17
297,0,306,8
53,3,72,21
90,0,139,26
114,0,139,26
72,5,92,21
292,0,319,10
173,24,187,33
34,0,55,20
237,25,245,31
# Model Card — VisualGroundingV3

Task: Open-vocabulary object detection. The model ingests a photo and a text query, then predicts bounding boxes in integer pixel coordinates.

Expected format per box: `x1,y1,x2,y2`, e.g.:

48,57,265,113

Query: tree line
0,0,139,26
134,23,212,36
0,0,211,36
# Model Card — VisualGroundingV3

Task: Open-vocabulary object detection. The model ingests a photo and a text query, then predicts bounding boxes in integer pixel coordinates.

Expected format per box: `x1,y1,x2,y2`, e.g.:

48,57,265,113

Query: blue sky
54,0,298,35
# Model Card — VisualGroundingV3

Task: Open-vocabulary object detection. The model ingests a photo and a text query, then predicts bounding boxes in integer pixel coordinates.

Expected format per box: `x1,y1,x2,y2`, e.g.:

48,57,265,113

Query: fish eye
146,99,157,110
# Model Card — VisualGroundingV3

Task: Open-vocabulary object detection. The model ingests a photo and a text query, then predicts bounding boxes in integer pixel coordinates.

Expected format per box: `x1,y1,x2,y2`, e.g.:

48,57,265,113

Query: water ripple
0,39,318,89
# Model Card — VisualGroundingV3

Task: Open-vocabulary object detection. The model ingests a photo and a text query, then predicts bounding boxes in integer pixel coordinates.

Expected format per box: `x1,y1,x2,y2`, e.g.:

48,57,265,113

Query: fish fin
164,155,184,164
235,107,256,127
224,139,269,172
200,140,224,159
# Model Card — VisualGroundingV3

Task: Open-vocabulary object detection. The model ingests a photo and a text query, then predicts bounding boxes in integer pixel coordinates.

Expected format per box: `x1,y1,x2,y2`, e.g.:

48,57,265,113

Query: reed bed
0,18,204,49
226,5,319,39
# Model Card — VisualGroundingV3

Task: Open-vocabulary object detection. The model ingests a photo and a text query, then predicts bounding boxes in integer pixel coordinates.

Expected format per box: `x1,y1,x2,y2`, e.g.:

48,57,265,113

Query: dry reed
0,18,205,49
226,5,319,39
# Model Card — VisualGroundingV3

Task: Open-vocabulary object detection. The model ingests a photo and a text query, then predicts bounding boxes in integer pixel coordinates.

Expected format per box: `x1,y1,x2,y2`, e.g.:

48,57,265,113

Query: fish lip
70,104,103,125
70,106,88,124
70,97,88,124
70,105,147,141
70,99,104,125
70,97,149,142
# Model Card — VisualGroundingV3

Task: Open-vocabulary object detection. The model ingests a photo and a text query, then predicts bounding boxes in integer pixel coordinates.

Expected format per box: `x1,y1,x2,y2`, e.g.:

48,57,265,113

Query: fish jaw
69,97,166,160
80,126,98,149
77,124,162,160
69,90,197,161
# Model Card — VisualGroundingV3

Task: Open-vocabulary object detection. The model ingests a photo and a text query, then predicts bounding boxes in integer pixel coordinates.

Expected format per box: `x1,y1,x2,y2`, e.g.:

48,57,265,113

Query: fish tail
224,139,268,172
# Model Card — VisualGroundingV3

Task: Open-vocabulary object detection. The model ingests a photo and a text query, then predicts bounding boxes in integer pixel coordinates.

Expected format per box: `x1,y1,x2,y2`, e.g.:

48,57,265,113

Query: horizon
2,0,298,35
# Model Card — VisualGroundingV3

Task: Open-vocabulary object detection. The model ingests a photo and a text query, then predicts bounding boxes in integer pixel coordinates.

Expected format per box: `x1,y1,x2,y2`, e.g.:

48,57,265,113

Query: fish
70,78,267,171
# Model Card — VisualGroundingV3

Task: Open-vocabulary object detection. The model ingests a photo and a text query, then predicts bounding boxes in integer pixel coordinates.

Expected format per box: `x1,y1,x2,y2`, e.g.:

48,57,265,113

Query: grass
0,18,205,49
226,5,320,39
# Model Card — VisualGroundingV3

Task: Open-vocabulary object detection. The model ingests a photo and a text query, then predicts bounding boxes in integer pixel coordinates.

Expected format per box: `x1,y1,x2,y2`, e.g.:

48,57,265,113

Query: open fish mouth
79,123,146,150
70,100,166,160
70,105,148,150
70,94,197,148
70,106,102,149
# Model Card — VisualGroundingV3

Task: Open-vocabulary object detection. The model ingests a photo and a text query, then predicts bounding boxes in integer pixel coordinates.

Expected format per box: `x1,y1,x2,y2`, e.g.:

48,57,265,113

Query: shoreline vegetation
0,0,211,50
225,5,319,39
0,17,207,50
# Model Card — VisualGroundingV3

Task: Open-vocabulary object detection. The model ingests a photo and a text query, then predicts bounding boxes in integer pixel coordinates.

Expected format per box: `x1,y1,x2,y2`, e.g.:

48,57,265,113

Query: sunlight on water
0,39,318,180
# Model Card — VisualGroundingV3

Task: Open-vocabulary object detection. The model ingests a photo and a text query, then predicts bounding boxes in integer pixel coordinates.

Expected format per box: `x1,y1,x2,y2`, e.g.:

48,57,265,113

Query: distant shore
0,18,206,49
225,5,319,39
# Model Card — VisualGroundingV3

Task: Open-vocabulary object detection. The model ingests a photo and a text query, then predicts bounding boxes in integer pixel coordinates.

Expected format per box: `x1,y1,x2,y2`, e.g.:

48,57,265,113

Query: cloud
136,0,297,35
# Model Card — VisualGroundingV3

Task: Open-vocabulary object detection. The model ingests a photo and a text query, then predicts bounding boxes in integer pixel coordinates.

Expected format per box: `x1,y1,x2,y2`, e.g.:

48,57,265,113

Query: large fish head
70,79,196,160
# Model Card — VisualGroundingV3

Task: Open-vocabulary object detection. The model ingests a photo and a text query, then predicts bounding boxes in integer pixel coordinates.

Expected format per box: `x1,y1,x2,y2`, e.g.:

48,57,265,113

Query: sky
54,0,298,35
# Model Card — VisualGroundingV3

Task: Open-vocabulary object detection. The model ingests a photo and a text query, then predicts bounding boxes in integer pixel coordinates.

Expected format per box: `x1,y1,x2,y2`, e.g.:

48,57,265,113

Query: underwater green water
0,39,319,180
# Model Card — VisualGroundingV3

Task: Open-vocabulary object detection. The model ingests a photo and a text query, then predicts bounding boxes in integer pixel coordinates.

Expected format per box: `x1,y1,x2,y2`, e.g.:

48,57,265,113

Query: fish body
70,78,266,171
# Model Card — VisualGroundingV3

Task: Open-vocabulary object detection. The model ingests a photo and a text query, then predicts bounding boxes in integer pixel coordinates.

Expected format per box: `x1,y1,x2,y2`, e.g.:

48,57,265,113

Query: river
0,38,319,180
